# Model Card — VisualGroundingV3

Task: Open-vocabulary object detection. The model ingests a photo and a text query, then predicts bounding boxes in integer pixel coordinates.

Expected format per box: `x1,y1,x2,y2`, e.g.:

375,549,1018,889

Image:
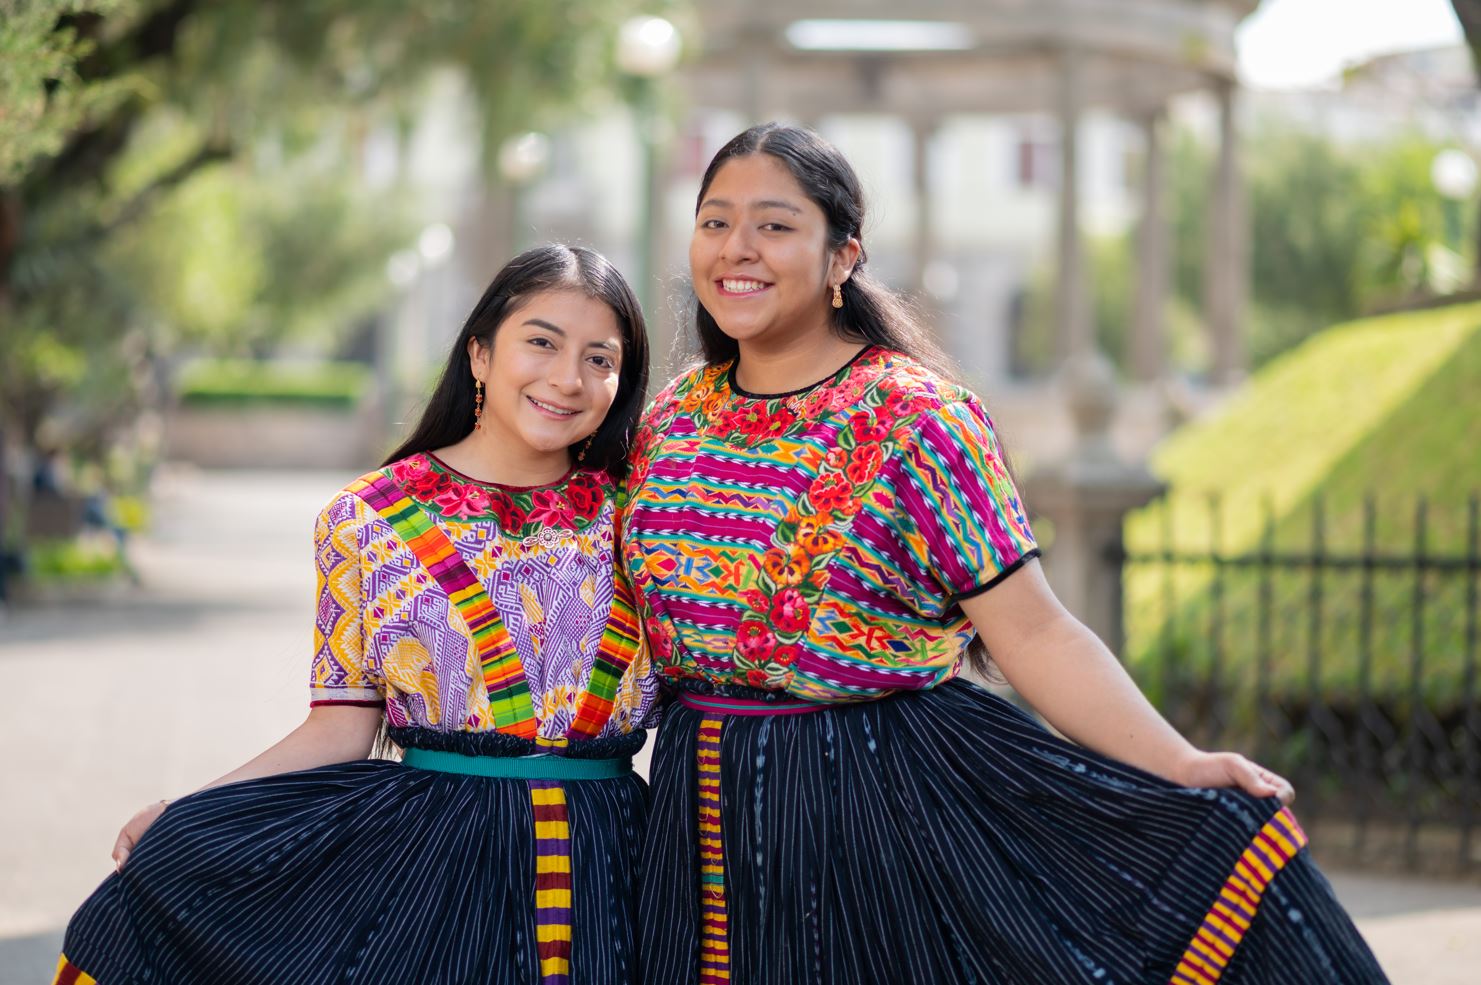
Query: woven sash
351,469,645,742
351,472,537,738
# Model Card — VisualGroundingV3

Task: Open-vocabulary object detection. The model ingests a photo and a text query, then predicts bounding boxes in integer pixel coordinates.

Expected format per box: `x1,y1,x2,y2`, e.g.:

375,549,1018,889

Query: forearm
993,613,1199,783
195,706,381,794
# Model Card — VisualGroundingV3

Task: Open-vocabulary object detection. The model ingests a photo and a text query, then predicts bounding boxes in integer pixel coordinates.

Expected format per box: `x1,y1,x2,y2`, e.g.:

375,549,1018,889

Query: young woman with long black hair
622,124,1388,984
56,244,657,985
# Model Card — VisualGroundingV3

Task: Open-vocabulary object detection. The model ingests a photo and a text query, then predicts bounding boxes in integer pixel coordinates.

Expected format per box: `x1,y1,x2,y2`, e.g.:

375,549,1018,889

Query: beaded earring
831,283,844,309
473,379,484,430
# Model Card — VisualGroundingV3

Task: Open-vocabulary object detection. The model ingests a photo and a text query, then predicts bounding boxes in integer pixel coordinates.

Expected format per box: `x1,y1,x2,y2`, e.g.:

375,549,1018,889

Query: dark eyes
698,218,791,232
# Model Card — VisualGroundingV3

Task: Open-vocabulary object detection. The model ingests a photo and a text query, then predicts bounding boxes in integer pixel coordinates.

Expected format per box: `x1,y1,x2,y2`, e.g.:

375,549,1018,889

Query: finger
1236,758,1280,798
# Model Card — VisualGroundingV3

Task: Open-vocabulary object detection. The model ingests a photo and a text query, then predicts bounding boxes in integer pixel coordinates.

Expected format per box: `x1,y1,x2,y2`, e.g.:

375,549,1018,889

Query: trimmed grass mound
1124,303,1481,715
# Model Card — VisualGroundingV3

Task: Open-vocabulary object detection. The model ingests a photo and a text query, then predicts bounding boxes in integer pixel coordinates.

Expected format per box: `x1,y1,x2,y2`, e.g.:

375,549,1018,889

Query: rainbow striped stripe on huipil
350,473,536,738
696,715,730,984
352,469,642,984
1169,807,1309,985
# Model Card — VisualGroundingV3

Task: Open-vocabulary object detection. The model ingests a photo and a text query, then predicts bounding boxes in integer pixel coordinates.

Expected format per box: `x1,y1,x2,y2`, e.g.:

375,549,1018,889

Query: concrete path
1,466,1477,984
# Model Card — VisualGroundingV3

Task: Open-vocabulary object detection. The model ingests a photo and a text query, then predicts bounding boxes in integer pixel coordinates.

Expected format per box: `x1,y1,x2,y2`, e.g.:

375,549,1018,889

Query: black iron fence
1121,492,1481,874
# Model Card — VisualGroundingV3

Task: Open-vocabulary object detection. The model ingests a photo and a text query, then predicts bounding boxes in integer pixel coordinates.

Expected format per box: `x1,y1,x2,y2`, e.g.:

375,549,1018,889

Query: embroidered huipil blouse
310,453,659,739
621,347,1039,703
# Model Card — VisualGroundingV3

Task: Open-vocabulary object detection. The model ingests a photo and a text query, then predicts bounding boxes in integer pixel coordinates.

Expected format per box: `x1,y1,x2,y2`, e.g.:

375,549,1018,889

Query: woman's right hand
112,799,169,871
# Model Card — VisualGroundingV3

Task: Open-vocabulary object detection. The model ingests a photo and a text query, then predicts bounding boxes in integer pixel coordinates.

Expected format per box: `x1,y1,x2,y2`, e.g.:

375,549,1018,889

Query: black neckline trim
727,344,876,399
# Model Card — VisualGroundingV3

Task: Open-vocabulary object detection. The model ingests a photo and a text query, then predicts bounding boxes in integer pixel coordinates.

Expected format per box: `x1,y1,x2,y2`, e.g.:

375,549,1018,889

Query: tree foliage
0,0,669,480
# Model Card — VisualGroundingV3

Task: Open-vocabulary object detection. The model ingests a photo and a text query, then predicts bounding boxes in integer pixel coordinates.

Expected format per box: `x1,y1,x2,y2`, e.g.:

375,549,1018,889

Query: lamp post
617,15,681,317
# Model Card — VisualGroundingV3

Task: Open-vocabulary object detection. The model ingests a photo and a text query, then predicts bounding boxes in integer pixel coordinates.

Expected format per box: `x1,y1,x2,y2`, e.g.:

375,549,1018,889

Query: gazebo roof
685,0,1261,118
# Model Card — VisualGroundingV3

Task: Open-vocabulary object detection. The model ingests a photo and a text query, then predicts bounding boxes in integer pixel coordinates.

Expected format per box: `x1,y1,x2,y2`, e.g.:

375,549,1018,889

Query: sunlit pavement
0,466,1475,984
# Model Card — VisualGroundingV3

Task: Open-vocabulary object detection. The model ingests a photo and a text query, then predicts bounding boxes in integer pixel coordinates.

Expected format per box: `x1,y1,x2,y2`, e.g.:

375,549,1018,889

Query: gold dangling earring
575,434,594,465
831,283,844,309
473,379,484,430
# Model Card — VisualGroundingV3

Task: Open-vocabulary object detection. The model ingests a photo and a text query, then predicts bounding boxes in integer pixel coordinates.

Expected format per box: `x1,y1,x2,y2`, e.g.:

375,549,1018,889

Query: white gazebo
681,0,1259,386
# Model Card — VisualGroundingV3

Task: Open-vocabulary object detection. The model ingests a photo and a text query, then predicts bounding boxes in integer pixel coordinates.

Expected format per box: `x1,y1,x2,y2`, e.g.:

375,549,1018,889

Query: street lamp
617,15,681,316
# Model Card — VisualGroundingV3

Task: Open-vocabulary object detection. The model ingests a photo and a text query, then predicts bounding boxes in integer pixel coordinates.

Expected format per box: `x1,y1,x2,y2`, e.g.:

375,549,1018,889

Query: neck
731,329,866,395
433,430,572,487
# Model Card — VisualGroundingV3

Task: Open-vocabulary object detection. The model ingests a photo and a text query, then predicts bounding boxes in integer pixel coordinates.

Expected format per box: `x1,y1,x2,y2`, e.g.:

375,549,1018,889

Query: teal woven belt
402,747,632,780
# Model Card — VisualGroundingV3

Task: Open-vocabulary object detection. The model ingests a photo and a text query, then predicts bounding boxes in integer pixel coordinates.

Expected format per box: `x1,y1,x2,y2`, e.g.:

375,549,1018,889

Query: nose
719,224,757,264
548,350,585,394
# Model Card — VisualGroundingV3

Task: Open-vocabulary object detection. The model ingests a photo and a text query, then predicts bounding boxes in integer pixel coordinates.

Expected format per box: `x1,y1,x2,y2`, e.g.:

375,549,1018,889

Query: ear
828,236,862,288
467,335,492,379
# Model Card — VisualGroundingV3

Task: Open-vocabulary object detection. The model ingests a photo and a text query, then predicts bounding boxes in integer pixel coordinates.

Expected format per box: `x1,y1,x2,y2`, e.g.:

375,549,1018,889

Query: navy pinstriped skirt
637,678,1388,984
58,734,648,985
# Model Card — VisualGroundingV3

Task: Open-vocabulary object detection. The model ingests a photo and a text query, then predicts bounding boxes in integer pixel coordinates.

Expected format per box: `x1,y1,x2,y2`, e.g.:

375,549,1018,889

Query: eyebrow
523,318,620,351
698,197,803,215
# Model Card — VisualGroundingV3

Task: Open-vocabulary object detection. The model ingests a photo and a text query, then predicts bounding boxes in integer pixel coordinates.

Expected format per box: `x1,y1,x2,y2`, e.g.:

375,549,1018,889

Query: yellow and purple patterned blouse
310,453,658,739
621,347,1038,703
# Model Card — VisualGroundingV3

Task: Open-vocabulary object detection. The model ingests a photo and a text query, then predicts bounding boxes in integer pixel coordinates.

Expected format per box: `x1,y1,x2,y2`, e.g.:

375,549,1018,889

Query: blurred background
4,1,1481,981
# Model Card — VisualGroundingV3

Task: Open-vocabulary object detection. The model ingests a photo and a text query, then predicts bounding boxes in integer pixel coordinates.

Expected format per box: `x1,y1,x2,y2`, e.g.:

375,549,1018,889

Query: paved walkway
2,467,1478,983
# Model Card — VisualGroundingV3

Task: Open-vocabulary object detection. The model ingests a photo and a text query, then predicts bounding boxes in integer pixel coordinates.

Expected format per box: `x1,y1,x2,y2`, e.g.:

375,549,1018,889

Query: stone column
1205,78,1247,384
1025,354,1166,653
1056,47,1092,364
1131,108,1169,383
908,114,939,300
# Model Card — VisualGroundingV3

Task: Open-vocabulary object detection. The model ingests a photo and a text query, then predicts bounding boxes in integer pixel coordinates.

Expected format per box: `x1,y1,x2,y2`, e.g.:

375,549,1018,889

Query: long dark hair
383,244,650,477
693,123,1003,675
692,123,957,379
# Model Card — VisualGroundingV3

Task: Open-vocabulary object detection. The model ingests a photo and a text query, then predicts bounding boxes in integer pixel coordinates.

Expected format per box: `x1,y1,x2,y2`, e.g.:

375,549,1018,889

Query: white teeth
529,397,577,416
722,278,767,294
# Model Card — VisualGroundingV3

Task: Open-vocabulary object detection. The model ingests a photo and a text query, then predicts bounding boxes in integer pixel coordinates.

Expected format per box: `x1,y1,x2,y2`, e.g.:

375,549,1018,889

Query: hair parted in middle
690,122,957,379
383,243,650,477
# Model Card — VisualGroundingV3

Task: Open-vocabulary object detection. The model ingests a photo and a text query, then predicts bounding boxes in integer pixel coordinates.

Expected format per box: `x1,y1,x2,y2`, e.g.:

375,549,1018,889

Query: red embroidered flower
824,447,849,470
497,501,528,531
846,442,884,486
884,387,926,419
390,455,432,486
565,474,604,519
770,588,810,635
772,643,802,666
741,589,770,613
848,411,890,444
745,668,773,688
527,489,576,528
736,619,777,663
433,482,492,518
645,616,674,659
808,472,854,514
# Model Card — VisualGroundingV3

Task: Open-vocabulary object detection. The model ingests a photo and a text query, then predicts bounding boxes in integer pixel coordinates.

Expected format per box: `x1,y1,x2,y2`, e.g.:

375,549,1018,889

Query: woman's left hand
1176,751,1294,805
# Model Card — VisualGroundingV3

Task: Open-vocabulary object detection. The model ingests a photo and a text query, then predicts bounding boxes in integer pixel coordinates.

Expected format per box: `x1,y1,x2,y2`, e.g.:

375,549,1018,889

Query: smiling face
690,153,858,350
468,289,623,469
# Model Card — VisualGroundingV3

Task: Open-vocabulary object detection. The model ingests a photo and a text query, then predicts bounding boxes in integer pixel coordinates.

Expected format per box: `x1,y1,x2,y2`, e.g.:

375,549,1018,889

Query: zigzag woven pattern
351,473,536,738
1169,807,1309,985
566,575,642,739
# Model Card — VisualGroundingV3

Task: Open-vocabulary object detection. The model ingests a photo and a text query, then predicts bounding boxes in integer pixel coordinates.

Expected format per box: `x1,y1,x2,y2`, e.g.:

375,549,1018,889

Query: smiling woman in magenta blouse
622,124,1389,985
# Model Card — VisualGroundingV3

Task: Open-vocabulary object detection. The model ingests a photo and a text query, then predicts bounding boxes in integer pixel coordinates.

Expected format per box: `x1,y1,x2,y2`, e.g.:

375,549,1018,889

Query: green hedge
177,359,371,409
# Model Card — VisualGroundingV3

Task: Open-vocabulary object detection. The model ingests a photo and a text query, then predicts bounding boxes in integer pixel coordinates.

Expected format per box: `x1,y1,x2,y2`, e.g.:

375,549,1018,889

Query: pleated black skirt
636,678,1389,985
58,756,648,985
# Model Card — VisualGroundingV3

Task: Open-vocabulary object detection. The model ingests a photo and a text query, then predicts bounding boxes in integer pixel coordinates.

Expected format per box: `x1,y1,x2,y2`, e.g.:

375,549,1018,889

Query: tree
0,0,667,464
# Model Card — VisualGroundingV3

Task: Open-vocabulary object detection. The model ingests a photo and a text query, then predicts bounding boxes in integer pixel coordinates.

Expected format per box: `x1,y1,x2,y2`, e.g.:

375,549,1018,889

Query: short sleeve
892,398,1038,602
309,493,383,706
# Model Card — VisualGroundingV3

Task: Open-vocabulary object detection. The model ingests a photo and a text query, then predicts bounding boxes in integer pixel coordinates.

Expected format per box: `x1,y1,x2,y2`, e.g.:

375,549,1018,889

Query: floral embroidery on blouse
387,452,606,536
